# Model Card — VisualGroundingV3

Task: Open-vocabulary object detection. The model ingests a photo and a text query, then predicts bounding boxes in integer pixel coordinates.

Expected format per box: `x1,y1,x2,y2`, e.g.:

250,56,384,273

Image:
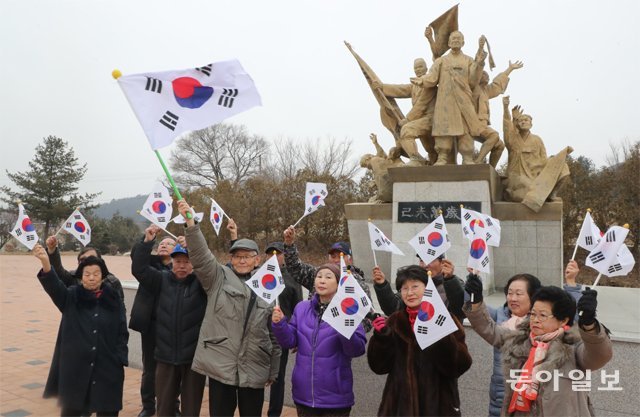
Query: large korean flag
117,59,262,150
409,214,451,265
323,258,372,339
245,254,285,304
62,209,91,246
461,207,501,247
585,226,629,276
140,182,174,229
10,204,39,250
413,276,458,349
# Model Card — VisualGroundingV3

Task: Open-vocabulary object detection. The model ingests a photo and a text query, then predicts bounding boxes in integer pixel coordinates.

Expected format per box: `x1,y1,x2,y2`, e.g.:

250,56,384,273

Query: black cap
265,242,285,254
328,241,351,256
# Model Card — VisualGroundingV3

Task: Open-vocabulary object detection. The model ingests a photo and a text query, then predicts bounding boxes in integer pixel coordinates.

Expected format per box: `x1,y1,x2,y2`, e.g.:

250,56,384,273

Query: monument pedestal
345,165,563,294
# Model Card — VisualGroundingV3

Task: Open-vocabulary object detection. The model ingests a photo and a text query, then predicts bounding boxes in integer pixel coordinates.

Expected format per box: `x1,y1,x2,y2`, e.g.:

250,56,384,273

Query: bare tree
170,123,270,187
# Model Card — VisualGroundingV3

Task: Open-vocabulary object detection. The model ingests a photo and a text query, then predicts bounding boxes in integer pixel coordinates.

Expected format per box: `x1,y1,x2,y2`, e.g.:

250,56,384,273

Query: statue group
353,5,571,212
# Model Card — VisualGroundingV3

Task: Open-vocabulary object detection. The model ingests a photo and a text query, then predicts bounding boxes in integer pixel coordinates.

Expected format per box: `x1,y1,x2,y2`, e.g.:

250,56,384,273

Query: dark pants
267,349,289,417
61,409,118,417
295,404,351,417
208,378,264,417
140,327,157,412
155,362,205,417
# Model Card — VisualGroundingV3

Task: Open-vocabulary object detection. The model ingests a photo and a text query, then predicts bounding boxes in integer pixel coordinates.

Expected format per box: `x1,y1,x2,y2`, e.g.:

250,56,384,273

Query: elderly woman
271,263,366,417
481,273,541,416
367,265,472,416
33,244,128,417
465,276,612,416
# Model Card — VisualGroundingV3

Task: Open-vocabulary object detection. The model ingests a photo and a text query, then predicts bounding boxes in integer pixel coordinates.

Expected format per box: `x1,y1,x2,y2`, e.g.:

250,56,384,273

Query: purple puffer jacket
271,294,366,409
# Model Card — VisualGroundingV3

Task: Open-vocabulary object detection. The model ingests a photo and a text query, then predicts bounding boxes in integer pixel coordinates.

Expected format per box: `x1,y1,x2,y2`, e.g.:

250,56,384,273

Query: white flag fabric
209,198,227,236
461,207,501,247
323,258,373,339
413,276,458,350
172,210,204,225
585,226,629,276
408,214,451,265
467,220,491,273
576,211,602,251
140,182,174,229
605,245,635,277
368,221,404,255
302,182,328,217
62,209,91,246
245,254,285,304
117,59,262,150
10,204,39,250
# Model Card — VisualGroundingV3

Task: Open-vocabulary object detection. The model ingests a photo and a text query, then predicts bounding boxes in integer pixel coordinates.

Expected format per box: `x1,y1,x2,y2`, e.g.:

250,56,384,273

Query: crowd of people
30,197,613,417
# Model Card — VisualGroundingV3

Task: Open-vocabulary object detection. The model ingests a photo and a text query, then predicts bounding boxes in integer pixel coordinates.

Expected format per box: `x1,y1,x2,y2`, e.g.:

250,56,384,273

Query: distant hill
93,195,147,223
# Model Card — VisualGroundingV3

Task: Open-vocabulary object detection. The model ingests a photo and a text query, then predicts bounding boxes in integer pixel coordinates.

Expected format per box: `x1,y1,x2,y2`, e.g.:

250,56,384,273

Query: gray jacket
185,224,281,388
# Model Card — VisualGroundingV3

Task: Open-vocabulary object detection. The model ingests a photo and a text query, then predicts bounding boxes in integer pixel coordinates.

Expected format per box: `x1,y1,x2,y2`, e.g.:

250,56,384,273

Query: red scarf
406,307,418,328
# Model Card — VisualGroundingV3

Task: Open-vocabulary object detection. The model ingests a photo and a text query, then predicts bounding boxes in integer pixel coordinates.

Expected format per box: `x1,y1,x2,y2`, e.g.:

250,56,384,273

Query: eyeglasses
528,311,554,322
232,255,257,262
400,284,425,295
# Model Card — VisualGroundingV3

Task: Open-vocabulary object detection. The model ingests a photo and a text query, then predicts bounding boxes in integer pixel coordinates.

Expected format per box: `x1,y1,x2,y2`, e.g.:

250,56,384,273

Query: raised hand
577,289,598,327
45,236,58,254
464,273,483,304
283,225,296,245
272,305,284,324
372,266,386,284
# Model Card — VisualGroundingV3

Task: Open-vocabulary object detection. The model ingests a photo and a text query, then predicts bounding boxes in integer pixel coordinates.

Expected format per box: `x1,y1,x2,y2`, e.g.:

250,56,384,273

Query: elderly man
179,199,281,417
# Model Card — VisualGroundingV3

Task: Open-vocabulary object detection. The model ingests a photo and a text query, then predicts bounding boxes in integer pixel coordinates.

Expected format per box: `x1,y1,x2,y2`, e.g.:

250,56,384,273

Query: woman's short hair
504,273,542,300
531,286,576,326
77,246,101,261
395,265,429,292
75,256,109,280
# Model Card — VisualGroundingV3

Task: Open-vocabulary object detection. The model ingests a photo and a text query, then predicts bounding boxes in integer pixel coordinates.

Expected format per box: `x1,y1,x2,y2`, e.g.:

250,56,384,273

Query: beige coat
185,224,280,388
473,71,510,125
420,52,484,137
381,82,436,122
465,303,613,417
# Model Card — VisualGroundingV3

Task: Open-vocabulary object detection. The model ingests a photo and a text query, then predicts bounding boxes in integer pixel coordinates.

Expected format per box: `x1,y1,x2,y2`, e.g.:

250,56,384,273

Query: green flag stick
154,150,192,219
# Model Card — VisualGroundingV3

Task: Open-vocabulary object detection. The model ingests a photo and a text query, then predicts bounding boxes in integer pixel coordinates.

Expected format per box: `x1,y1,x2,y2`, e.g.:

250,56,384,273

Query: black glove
464,273,483,304
577,288,598,327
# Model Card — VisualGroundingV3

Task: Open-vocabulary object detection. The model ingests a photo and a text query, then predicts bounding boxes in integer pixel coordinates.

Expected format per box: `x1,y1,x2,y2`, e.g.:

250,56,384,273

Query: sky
2,0,639,205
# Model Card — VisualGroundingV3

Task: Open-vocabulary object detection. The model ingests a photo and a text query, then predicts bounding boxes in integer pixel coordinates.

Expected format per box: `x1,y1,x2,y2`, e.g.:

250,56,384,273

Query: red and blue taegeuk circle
427,232,443,247
340,275,349,286
341,297,359,315
261,274,277,290
21,218,35,232
417,301,435,321
74,222,86,233
470,219,485,232
213,212,221,224
172,77,214,109
470,239,486,259
152,200,166,214
311,195,321,205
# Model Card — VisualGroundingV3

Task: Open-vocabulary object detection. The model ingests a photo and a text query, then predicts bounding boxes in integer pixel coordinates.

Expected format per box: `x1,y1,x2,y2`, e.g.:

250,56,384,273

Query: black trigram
589,251,605,264
585,236,593,246
74,214,81,220
608,264,623,274
157,217,166,222
463,212,471,221
435,314,446,326
80,235,85,240
308,189,316,195
360,297,369,307
424,289,433,297
218,88,238,108
427,249,436,256
267,265,275,272
462,226,469,235
159,111,179,131
434,223,443,230
606,231,616,243
320,189,327,196
486,233,492,241
374,228,380,233
153,192,162,198
14,228,22,236
278,276,284,285
66,222,72,228
331,307,339,318
486,218,493,227
375,239,382,247
417,325,428,335
481,257,489,267
307,207,313,213
418,236,425,245
344,319,355,327
26,235,35,242
145,77,163,93
252,281,259,289
345,286,355,294
196,64,212,76
262,293,271,300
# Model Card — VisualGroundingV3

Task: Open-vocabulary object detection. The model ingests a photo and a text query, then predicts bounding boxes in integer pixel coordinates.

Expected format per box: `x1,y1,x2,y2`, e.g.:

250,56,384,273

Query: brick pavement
0,254,296,417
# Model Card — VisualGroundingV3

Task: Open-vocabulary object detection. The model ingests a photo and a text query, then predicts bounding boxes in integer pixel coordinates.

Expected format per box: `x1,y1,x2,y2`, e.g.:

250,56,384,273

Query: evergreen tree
1,135,99,233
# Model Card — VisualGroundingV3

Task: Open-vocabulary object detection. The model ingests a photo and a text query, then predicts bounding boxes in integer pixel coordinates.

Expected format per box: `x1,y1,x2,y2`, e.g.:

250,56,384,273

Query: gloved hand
372,316,387,333
465,274,483,304
577,288,598,327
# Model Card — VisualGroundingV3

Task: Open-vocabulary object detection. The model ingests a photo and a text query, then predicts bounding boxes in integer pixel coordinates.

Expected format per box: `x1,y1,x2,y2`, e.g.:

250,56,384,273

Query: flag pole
439,210,447,260
572,208,592,260
292,214,306,228
137,211,179,239
154,150,192,219
372,249,378,267
591,273,603,288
